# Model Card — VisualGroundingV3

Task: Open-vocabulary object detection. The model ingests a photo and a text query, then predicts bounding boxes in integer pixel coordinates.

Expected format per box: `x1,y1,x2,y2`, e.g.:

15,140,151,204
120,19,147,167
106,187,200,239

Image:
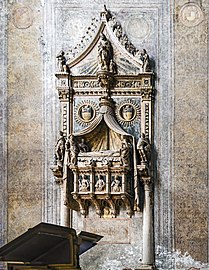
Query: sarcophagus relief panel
51,6,155,218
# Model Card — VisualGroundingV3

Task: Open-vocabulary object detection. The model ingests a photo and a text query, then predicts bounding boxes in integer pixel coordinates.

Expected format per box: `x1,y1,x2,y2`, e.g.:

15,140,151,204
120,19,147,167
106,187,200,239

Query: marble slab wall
6,0,44,240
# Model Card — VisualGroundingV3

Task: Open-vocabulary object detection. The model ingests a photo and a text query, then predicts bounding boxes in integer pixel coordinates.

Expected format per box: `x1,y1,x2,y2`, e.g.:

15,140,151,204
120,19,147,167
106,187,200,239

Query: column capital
141,176,152,189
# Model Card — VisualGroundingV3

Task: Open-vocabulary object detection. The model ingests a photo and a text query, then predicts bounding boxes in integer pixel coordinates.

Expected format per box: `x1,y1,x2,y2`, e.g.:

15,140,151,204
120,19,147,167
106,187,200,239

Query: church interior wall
0,0,209,269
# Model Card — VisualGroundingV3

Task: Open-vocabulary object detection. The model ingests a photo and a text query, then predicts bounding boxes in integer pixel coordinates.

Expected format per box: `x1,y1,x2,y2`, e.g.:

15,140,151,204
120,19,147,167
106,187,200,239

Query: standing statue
56,50,69,72
66,135,79,166
120,137,130,166
98,33,113,71
55,131,66,167
137,133,151,164
140,49,150,72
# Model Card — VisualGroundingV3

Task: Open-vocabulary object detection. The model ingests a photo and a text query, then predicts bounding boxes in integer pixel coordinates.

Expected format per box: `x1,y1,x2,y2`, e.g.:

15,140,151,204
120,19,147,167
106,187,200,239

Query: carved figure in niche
140,49,150,72
122,104,134,121
120,137,130,166
81,105,93,122
78,138,89,153
95,175,106,192
111,175,122,192
56,50,69,72
66,135,79,165
55,131,65,166
137,133,151,164
79,175,90,192
98,33,113,71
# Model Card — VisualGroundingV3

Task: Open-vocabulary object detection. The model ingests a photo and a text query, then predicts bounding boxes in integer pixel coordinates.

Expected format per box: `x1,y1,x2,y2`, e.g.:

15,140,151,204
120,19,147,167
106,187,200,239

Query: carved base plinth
136,265,156,270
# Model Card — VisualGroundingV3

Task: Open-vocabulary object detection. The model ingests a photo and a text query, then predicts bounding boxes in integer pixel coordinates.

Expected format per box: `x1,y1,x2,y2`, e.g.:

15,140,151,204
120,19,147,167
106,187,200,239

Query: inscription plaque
84,218,131,244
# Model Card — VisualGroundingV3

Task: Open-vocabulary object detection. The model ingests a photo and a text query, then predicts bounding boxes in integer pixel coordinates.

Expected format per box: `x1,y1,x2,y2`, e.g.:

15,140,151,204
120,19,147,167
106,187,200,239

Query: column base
136,264,156,270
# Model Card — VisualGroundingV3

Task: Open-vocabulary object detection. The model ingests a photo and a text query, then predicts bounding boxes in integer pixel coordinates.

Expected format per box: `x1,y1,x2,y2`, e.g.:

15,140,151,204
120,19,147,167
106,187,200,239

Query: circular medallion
75,100,99,127
12,5,33,29
179,3,203,27
116,99,141,127
125,14,151,41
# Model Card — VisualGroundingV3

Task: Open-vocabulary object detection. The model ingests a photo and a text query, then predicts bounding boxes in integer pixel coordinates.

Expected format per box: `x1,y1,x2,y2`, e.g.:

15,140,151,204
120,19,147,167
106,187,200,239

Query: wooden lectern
0,223,102,270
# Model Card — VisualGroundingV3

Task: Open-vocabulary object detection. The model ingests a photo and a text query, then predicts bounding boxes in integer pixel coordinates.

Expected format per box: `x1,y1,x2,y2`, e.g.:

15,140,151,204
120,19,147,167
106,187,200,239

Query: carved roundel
116,99,141,127
179,3,203,27
75,100,99,126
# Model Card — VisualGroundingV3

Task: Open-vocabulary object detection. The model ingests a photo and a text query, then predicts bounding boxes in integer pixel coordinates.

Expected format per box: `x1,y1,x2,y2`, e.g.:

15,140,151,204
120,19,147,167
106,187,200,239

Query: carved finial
100,5,112,21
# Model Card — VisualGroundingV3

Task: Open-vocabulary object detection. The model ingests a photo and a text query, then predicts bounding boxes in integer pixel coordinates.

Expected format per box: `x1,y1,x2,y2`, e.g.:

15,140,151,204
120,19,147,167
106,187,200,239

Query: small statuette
120,137,130,167
136,49,150,72
66,135,79,166
56,50,69,72
54,131,66,167
137,133,151,165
